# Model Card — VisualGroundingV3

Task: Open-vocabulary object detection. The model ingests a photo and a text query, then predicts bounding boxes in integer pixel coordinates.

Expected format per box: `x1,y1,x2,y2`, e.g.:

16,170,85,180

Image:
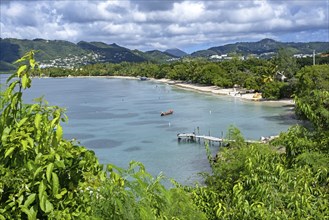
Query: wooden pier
177,133,264,145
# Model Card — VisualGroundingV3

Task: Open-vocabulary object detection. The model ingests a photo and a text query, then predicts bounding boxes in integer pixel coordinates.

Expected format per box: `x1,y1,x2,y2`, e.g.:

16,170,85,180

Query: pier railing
177,133,274,145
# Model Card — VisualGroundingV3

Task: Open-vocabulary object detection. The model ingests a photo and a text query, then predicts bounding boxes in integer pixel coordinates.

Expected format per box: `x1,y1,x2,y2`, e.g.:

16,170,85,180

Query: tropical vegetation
1,51,329,219
30,46,326,100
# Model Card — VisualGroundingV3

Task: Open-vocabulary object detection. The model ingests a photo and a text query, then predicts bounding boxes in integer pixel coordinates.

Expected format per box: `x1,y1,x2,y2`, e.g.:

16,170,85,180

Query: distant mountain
1,37,328,72
77,41,146,63
142,50,178,62
164,48,188,57
198,38,329,57
190,49,217,57
0,38,88,71
0,38,147,72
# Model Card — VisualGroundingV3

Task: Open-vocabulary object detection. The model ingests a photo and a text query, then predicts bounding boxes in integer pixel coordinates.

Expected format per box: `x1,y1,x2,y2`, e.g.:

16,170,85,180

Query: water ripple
83,139,121,149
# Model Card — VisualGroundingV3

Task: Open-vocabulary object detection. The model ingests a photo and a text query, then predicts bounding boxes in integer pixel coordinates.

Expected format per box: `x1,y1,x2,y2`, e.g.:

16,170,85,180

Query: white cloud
227,1,275,23
171,1,205,22
0,0,328,53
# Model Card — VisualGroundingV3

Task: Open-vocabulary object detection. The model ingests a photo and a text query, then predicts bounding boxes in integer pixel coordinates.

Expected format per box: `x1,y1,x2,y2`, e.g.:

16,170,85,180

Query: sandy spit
150,78,294,105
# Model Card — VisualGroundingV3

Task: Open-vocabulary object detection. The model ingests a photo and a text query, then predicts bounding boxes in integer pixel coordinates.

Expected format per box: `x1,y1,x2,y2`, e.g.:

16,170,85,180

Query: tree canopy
1,51,329,219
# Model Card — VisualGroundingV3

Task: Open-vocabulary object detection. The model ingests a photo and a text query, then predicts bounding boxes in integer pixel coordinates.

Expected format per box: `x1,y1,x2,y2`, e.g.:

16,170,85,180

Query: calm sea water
1,76,297,185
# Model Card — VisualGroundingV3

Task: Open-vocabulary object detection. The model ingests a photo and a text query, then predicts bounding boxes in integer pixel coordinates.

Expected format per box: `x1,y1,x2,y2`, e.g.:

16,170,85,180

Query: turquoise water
1,76,297,185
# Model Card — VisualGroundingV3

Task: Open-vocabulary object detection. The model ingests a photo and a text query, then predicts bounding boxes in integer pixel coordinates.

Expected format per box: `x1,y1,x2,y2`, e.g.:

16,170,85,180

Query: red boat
160,109,173,116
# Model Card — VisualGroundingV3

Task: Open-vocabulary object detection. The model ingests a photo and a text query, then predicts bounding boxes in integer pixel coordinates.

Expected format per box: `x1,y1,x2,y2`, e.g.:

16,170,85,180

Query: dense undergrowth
1,51,329,219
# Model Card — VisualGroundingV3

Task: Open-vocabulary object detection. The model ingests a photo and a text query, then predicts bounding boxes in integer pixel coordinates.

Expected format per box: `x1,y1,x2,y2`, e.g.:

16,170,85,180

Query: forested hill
200,38,329,56
0,38,151,72
1,37,328,72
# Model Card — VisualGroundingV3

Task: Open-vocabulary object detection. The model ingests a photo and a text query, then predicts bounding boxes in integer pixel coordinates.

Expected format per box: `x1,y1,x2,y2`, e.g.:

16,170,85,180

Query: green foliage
1,51,207,219
295,64,329,96
189,62,329,219
0,51,105,219
295,90,329,131
3,50,329,220
190,125,329,219
225,125,245,148
273,48,299,78
38,51,304,100
207,144,329,219
92,161,206,220
293,65,329,132
261,81,285,100
297,55,329,67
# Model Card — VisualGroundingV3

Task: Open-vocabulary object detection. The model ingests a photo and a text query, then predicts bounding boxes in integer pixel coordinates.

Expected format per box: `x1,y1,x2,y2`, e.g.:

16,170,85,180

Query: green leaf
46,163,54,183
55,188,67,199
17,65,27,77
27,137,34,150
27,161,35,171
56,124,63,142
38,180,46,201
52,172,59,196
17,117,28,128
22,74,28,89
21,140,28,151
34,114,42,129
55,153,61,161
29,206,37,220
21,206,37,220
30,59,36,69
5,147,15,158
34,167,43,178
21,207,33,220
45,199,54,213
23,193,36,208
39,194,46,212
54,160,65,168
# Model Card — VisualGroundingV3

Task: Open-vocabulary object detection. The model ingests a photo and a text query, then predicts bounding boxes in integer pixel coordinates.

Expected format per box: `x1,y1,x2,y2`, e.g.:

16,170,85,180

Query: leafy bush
0,51,105,219
190,126,329,219
0,51,206,219
92,162,206,220
261,81,285,99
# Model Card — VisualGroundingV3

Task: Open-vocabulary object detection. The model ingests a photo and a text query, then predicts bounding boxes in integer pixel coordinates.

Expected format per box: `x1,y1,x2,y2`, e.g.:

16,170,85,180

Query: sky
1,0,328,53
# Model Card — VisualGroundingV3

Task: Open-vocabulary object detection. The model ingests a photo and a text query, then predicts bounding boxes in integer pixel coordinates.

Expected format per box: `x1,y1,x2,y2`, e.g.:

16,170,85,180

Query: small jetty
177,133,271,146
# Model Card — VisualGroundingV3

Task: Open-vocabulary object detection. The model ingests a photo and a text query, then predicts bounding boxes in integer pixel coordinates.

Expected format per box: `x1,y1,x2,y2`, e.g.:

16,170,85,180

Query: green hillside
0,38,89,72
1,38,86,61
0,38,147,72
1,38,328,72
143,50,178,62
207,38,329,56
77,41,146,63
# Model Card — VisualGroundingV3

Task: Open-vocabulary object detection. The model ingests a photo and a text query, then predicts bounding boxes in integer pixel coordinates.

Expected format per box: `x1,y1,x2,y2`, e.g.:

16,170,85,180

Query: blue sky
1,0,328,53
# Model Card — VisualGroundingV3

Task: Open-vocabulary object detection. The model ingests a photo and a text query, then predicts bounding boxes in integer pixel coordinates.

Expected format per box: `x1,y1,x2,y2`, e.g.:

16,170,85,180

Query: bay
1,76,298,185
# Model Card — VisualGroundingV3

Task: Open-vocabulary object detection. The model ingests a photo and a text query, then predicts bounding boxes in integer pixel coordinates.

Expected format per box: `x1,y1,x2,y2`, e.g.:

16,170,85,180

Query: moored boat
160,109,173,116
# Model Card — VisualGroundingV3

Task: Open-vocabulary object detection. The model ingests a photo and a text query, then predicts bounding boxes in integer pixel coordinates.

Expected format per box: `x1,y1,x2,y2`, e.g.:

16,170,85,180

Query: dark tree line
39,49,329,100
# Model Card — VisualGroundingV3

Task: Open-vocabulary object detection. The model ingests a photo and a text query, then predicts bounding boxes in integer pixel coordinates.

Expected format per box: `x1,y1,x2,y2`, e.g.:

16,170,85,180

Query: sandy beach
152,78,294,105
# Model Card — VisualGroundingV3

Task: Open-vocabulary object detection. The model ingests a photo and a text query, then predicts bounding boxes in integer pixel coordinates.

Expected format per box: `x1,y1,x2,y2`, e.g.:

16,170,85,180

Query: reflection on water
123,146,142,152
84,139,122,149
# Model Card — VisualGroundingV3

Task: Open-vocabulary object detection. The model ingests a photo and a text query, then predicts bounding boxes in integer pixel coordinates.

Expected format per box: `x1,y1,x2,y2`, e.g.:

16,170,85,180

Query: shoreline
30,75,294,105
150,78,294,105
